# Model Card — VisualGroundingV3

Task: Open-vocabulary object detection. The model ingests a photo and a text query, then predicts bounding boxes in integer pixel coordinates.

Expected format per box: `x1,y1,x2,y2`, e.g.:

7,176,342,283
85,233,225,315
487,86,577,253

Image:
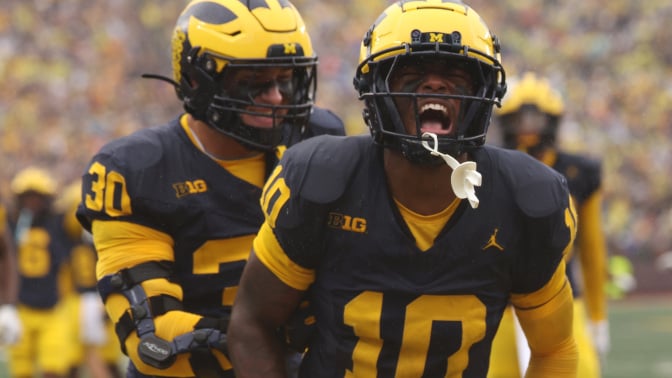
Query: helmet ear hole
353,75,369,94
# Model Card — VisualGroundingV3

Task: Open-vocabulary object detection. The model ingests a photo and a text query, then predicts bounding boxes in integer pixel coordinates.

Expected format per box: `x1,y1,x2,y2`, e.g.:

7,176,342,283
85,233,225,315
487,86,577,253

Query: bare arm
228,249,305,378
0,225,18,305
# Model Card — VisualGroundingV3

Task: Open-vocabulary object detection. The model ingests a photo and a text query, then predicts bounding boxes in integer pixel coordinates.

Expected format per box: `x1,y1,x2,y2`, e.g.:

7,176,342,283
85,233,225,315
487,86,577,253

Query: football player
488,71,609,378
228,1,578,377
7,167,72,378
58,182,122,378
76,0,344,377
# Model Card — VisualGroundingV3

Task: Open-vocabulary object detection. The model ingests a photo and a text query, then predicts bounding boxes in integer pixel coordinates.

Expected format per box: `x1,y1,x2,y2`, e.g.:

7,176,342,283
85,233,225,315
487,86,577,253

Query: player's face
17,192,51,215
509,107,548,148
388,59,474,137
224,67,295,128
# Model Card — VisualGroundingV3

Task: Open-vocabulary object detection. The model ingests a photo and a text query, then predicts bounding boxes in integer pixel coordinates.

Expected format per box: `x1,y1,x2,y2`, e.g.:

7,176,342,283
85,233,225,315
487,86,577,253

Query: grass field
1,294,671,377
603,294,672,378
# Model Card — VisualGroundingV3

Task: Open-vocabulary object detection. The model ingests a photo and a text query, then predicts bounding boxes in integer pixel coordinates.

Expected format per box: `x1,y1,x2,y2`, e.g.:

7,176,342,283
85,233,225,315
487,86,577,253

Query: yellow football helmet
353,0,506,162
10,167,57,197
496,72,564,152
168,0,317,150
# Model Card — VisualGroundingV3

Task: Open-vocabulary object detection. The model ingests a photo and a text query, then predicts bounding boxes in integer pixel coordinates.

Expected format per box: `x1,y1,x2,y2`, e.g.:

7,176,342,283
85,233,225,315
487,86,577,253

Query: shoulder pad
484,147,570,218
96,127,166,172
555,151,602,201
281,135,370,204
307,106,346,136
77,125,175,230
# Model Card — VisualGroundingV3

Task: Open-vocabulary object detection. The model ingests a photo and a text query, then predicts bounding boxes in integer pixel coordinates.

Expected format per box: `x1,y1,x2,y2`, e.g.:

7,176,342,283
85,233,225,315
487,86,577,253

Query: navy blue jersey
77,111,345,319
553,151,602,298
77,118,270,317
11,213,71,309
259,135,575,377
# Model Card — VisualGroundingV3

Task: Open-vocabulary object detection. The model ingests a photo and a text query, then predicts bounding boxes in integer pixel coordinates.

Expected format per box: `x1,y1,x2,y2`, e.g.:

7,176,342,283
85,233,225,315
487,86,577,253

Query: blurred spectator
1,0,672,286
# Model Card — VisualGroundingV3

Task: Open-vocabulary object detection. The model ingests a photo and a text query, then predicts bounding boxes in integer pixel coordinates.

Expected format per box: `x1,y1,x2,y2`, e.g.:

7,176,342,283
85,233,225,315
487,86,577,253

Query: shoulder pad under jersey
306,106,346,137
482,146,570,218
280,134,371,204
96,126,167,172
554,151,602,203
76,122,177,230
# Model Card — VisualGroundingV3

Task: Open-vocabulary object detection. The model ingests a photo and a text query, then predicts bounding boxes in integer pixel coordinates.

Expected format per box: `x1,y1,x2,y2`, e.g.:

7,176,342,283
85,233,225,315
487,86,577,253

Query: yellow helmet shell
10,167,57,196
172,0,315,81
498,72,564,116
358,0,501,75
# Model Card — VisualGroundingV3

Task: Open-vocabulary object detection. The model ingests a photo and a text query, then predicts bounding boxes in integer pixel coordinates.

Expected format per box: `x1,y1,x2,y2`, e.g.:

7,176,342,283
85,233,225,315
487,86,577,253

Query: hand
283,300,316,353
0,304,22,345
588,320,610,366
80,292,107,345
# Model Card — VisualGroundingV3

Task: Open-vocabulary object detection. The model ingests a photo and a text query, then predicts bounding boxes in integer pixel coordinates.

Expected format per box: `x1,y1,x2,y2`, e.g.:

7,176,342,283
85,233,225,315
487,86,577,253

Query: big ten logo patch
173,179,207,198
327,212,367,233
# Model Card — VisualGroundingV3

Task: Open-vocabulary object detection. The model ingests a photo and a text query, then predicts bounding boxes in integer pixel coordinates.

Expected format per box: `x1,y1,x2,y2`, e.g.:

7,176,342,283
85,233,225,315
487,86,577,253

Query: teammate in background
57,182,122,378
0,200,20,346
7,167,71,378
489,71,609,378
227,1,578,377
76,0,344,377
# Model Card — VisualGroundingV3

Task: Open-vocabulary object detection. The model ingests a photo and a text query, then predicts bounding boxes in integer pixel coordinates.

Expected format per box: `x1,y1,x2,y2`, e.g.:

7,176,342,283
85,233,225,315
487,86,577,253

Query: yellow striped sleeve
253,222,315,291
510,259,571,313
577,191,608,321
91,220,175,279
512,261,577,377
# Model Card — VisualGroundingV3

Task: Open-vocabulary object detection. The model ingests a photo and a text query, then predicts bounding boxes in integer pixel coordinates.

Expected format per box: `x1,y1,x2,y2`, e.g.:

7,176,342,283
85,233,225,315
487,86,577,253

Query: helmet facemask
179,47,317,151
499,105,561,155
359,46,504,164
166,0,318,151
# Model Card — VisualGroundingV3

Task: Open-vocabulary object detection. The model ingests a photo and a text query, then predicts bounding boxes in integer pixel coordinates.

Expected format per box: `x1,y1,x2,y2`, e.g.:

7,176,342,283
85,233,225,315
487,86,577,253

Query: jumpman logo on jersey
482,228,504,251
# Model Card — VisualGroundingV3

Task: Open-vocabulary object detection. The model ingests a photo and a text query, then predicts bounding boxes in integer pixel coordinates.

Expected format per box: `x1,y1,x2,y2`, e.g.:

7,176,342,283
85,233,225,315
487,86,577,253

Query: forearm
519,281,577,377
0,230,18,304
525,336,578,378
513,262,578,377
229,250,306,377
228,322,287,377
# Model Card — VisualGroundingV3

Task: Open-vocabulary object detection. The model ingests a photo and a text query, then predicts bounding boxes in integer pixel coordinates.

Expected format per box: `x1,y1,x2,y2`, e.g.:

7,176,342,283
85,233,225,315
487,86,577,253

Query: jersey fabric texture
552,151,601,298
76,108,344,377
488,150,604,378
8,212,73,376
11,213,71,309
255,134,575,377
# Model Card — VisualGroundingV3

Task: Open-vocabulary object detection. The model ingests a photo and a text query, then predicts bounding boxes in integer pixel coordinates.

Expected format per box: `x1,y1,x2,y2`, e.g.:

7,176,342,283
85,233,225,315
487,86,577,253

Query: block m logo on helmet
267,43,305,57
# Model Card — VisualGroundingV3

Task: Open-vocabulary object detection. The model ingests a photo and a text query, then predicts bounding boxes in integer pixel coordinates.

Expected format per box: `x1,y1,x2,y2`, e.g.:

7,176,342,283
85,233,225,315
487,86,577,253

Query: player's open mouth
419,103,452,135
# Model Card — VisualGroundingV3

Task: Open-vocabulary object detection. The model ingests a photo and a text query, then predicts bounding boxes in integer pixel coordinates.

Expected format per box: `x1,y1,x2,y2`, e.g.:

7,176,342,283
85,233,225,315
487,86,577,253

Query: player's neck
384,150,458,216
188,116,260,160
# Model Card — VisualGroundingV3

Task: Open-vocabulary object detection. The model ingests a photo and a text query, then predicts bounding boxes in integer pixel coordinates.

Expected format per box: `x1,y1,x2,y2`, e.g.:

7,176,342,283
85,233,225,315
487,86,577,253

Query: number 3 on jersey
85,161,132,217
344,292,487,377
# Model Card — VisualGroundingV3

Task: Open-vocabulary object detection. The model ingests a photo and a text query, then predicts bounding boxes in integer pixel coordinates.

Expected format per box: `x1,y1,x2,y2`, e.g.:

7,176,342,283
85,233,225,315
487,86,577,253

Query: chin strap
421,132,482,209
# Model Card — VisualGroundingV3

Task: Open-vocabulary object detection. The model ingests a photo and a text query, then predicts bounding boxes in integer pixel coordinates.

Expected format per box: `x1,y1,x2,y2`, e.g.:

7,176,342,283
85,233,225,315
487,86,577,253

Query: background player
76,0,344,377
57,182,122,378
7,167,71,378
489,71,609,378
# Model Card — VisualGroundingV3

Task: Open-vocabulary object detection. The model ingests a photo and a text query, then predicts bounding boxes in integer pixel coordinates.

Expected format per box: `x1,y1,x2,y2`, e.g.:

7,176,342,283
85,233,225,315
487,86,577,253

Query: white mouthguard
421,132,482,209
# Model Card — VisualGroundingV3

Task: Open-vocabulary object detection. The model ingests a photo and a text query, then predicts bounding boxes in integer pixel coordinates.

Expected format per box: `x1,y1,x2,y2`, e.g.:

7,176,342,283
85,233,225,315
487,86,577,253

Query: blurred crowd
1,0,671,266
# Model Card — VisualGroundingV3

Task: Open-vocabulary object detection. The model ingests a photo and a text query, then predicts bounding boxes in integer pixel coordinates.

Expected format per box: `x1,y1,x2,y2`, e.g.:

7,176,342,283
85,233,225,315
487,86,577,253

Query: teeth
420,103,447,113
